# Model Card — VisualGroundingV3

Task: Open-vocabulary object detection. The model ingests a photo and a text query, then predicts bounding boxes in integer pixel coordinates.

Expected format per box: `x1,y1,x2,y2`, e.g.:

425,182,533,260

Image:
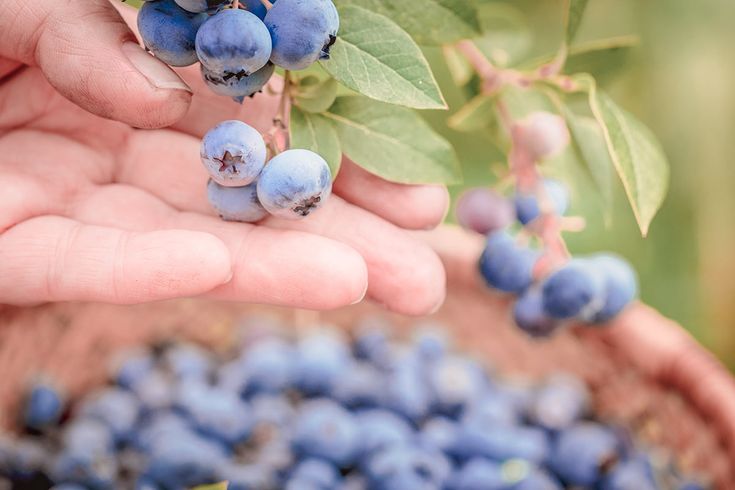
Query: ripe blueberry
514,178,569,225
207,180,269,223
264,0,339,70
23,382,64,430
201,120,266,187
513,287,559,338
528,374,589,431
137,0,207,67
202,61,275,99
455,188,514,235
257,149,332,219
549,422,620,486
587,253,638,323
174,0,231,12
196,9,272,79
291,399,360,468
479,231,539,294
542,259,605,319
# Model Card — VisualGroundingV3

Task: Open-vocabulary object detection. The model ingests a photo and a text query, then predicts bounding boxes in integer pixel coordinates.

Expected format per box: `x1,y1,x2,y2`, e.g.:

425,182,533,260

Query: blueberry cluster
458,179,638,338
137,0,339,102
2,321,705,489
202,120,332,221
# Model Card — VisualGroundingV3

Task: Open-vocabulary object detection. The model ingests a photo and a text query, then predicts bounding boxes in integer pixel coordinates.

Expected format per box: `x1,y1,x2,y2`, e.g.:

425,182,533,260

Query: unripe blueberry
587,254,638,323
264,0,340,70
200,120,266,187
514,111,570,161
174,0,231,13
201,62,275,99
513,287,559,338
207,180,269,223
455,188,514,235
257,149,332,219
514,178,569,225
195,9,272,78
138,0,208,67
542,259,605,319
479,231,539,294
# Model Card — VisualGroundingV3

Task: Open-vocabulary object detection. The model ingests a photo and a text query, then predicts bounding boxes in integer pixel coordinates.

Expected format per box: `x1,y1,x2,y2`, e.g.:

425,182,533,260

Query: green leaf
290,106,343,177
564,36,639,84
586,84,670,235
443,46,474,87
321,6,446,110
447,95,496,132
565,0,589,44
192,483,228,490
294,77,338,113
334,0,480,45
474,4,532,67
324,95,461,184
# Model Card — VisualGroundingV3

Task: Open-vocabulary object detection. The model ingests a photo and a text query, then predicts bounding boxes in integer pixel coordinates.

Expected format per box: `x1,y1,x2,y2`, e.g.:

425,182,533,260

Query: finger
0,0,192,128
71,184,369,310
334,160,450,230
115,129,449,230
0,216,232,305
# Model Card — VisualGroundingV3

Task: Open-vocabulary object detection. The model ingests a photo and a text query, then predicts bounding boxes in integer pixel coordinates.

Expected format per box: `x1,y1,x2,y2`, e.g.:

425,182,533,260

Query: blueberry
542,259,605,319
417,416,459,454
144,430,226,489
52,485,88,490
61,419,114,454
455,188,514,235
479,231,539,294
601,459,658,490
353,318,392,367
446,458,505,490
238,338,296,395
257,149,333,219
216,462,276,490
355,409,413,457
78,388,140,444
412,325,449,362
364,444,451,490
449,424,549,464
331,361,385,409
514,112,570,161
130,371,175,412
513,287,559,338
549,422,620,486
249,394,296,429
132,412,192,453
528,374,589,431
587,253,638,323
162,342,214,381
243,0,272,19
291,399,360,467
294,331,350,396
137,0,207,67
51,449,118,490
289,459,340,488
264,0,339,70
511,467,562,490
201,120,267,187
174,0,232,13
196,9,272,77
428,356,487,417
461,392,520,428
514,179,569,225
175,382,253,446
202,61,275,98
113,349,156,390
23,382,64,430
2,437,49,481
383,359,432,424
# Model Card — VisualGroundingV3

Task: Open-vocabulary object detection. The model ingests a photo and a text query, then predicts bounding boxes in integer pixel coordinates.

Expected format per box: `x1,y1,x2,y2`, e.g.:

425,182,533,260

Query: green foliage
293,76,338,113
448,95,496,132
565,0,590,44
290,106,343,177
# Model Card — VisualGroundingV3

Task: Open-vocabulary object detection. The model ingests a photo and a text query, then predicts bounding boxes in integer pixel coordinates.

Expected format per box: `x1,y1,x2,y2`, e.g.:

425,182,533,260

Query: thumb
0,0,192,128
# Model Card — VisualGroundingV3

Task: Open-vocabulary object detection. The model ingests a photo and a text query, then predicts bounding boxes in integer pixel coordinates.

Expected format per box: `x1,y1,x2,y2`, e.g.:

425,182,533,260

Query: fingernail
222,270,234,284
122,42,192,93
351,282,368,305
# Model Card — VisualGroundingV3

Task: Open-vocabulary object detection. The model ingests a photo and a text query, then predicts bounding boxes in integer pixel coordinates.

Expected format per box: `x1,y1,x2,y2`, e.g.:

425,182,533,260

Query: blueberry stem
259,0,273,9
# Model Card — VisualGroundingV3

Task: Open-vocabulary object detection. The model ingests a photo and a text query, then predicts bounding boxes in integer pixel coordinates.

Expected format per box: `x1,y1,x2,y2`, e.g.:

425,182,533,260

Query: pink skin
0,0,448,315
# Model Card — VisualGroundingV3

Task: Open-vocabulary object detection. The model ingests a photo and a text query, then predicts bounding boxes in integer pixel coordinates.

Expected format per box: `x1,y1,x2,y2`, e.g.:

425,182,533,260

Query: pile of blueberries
1,320,705,489
457,180,638,338
138,0,338,101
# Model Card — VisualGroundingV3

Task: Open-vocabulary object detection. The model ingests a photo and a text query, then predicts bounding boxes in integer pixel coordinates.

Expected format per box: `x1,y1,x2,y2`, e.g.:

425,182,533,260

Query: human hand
0,0,448,315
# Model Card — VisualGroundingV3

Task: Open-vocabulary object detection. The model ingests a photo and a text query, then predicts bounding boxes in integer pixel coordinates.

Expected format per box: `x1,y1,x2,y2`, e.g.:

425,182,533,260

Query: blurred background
424,0,735,365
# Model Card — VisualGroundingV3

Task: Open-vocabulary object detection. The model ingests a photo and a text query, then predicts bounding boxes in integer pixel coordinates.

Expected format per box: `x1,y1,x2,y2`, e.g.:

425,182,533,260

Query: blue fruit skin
201,120,266,187
513,287,559,338
549,422,620,486
257,149,333,219
364,445,451,490
461,392,520,428
24,383,64,430
418,416,458,454
542,259,605,319
208,180,268,223
216,462,276,490
588,254,638,323
265,0,340,70
601,459,658,490
202,61,275,98
144,430,226,489
331,361,385,409
528,374,589,431
294,332,350,396
289,458,340,488
239,338,296,395
52,450,118,490
291,399,360,468
514,178,569,225
78,388,140,444
446,458,506,490
355,409,413,458
137,0,207,67
428,357,487,417
512,470,563,490
243,0,271,20
449,424,550,465
174,0,231,13
115,350,156,390
163,343,213,381
479,231,539,294
196,9,272,77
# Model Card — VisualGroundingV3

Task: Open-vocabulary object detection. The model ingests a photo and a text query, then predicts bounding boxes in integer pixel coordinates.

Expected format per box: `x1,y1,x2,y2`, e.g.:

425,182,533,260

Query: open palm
0,0,447,314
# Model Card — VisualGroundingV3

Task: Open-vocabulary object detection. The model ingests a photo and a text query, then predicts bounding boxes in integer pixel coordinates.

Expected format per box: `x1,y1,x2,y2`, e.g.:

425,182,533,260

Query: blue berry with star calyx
207,180,269,223
196,9,272,80
137,0,207,67
202,61,275,100
257,149,332,219
201,120,266,187
264,0,340,70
